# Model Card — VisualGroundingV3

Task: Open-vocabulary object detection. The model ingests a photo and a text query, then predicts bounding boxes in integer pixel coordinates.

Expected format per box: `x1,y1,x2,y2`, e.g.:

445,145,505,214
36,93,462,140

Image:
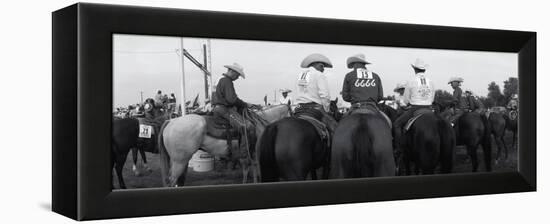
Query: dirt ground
113,131,518,189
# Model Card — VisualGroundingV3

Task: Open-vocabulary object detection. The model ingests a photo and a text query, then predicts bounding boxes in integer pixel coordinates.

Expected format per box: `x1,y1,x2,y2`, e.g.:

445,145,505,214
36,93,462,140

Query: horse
488,112,508,163
111,99,169,189
157,105,291,187
381,103,455,175
258,102,339,182
330,103,395,178
452,109,493,172
504,110,518,150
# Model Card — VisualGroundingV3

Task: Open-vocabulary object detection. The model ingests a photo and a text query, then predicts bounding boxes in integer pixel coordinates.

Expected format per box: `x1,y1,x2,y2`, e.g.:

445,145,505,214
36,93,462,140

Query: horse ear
334,97,338,103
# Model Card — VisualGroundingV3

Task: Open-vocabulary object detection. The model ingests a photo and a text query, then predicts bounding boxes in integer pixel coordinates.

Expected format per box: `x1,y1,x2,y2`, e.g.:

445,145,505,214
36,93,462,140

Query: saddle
294,106,331,147
203,115,240,140
404,108,434,132
349,102,392,128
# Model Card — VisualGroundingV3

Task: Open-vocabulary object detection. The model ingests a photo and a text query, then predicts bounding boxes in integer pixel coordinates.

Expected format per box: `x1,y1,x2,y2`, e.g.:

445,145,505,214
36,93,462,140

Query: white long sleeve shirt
403,72,435,106
295,66,331,110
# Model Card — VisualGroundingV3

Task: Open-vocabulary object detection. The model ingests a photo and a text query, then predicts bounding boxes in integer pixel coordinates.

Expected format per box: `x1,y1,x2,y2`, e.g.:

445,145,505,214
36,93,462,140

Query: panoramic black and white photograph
112,34,519,189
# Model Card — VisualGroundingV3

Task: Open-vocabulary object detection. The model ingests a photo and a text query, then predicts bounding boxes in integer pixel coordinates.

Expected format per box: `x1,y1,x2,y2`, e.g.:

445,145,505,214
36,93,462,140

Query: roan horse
381,103,455,175
111,99,169,189
258,101,338,182
157,105,291,187
330,104,395,178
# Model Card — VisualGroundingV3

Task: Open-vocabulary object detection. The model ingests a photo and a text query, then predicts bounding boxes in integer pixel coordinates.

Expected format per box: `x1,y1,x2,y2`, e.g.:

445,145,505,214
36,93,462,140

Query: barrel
190,150,214,172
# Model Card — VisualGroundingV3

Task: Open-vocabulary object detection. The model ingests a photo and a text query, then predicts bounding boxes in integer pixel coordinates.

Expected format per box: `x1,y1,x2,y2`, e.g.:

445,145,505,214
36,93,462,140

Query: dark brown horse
488,112,508,162
455,111,492,172
381,103,455,175
111,99,168,189
258,102,338,182
330,106,395,178
505,110,518,150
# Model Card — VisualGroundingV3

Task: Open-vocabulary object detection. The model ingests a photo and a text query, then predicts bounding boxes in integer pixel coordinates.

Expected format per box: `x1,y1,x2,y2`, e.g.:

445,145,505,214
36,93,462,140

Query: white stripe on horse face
132,164,137,171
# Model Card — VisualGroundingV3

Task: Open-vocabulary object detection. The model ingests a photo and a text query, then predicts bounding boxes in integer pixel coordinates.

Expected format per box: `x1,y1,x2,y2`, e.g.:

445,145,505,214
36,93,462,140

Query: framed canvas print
52,3,536,221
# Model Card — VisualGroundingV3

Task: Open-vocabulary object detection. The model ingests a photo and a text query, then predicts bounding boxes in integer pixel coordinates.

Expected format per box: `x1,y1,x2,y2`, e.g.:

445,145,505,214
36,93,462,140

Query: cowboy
342,54,384,113
507,93,519,120
464,90,484,113
394,83,407,110
507,93,519,110
392,59,435,152
295,53,338,133
279,89,292,105
154,90,163,108
448,76,469,125
211,63,256,158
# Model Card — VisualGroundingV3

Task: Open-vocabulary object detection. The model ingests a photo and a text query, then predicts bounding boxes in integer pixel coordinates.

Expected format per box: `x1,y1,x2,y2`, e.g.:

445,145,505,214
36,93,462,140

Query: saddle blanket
404,108,433,132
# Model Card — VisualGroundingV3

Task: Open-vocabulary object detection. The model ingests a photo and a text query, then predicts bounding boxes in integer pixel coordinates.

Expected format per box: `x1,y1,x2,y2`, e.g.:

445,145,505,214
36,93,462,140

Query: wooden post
179,38,186,115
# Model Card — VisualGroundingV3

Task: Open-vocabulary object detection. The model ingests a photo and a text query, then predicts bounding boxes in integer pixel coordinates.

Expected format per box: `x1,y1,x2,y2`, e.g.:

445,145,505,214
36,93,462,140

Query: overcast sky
113,34,517,108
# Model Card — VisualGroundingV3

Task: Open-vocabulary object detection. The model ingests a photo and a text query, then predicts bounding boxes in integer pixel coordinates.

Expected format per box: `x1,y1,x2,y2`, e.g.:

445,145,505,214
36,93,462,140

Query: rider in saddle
507,93,519,120
341,54,385,117
394,83,407,111
211,63,256,159
295,53,337,134
392,59,435,152
448,76,479,126
279,89,292,106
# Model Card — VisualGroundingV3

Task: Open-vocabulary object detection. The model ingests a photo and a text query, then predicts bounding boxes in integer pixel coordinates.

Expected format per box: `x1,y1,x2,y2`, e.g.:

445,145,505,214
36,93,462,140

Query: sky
113,34,517,108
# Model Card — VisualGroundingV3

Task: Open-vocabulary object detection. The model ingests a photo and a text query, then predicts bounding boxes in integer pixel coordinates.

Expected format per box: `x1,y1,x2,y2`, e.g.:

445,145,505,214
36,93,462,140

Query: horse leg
310,169,318,180
170,160,189,187
115,152,129,189
240,158,250,184
140,149,152,173
131,148,140,177
500,135,508,161
467,145,479,172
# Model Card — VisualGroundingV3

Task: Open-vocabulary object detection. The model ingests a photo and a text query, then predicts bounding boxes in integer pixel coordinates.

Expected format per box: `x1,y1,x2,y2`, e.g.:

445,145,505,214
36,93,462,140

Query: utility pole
202,44,209,101
179,38,187,115
140,91,143,103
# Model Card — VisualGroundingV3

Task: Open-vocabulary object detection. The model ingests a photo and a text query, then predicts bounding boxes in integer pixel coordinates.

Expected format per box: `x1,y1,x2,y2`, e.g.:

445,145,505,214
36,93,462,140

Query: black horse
488,112,508,162
258,101,338,182
453,111,493,172
111,99,168,189
330,104,395,178
381,103,455,175
504,110,518,150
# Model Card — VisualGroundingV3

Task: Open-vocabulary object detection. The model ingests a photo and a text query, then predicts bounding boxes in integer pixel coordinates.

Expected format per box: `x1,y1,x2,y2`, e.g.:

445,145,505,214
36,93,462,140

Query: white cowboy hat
224,63,246,79
411,58,428,70
448,76,464,84
346,53,371,68
280,88,292,93
300,53,333,68
393,83,406,92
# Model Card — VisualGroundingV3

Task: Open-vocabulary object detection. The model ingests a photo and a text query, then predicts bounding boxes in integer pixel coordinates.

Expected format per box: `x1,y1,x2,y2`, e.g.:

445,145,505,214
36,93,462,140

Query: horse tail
158,120,171,187
258,123,279,182
437,117,454,173
351,115,373,177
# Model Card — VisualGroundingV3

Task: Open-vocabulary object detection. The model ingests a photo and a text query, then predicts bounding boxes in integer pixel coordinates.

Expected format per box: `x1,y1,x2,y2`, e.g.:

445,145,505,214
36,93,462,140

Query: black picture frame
52,3,536,221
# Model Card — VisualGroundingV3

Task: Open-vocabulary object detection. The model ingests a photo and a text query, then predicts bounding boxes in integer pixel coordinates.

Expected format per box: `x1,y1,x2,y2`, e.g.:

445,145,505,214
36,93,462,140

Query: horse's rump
331,113,394,178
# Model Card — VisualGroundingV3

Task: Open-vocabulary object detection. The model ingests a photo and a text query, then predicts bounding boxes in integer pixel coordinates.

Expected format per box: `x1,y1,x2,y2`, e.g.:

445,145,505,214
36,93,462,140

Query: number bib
354,69,376,88
139,124,153,138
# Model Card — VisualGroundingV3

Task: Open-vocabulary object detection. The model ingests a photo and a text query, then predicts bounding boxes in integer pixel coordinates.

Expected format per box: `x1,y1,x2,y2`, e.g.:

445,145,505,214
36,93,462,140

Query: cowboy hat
448,76,464,84
224,63,246,79
280,88,292,93
411,58,428,70
393,83,406,92
346,53,371,68
300,53,333,68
